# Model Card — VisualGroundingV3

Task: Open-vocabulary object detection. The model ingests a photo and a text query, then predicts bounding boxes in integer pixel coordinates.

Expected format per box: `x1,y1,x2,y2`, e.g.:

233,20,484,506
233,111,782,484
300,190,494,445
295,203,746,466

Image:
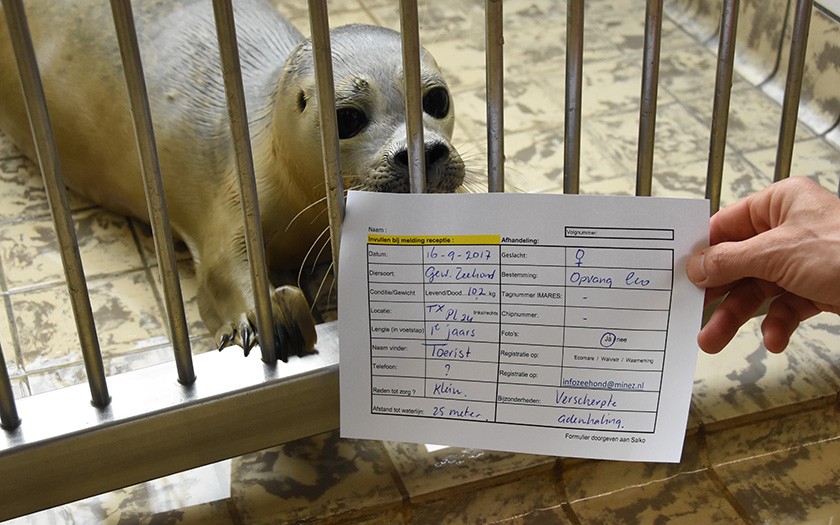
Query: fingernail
686,253,707,284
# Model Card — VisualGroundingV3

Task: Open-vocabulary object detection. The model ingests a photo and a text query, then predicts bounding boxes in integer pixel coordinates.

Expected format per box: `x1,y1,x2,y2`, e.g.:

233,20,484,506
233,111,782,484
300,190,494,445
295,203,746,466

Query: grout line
554,460,584,525
699,394,839,435
697,425,754,523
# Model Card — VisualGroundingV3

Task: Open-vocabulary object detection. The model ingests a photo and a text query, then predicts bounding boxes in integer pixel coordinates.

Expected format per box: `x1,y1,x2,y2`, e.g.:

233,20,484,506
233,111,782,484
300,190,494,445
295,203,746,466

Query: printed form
339,192,709,462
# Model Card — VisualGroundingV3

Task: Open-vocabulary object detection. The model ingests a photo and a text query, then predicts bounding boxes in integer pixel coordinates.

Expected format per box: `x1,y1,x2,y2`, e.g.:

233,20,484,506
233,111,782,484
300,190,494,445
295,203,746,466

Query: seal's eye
423,86,450,119
297,91,307,112
336,107,368,139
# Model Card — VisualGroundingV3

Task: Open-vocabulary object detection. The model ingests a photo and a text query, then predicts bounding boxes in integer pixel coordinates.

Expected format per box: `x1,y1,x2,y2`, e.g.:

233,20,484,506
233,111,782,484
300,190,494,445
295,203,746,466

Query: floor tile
562,434,705,503
231,431,403,524
586,102,714,188
658,45,750,101
730,0,789,86
706,404,840,466
663,0,722,43
581,56,675,117
503,126,633,195
712,415,840,523
408,470,571,524
0,129,21,159
765,7,840,135
268,0,364,22
691,313,840,426
11,271,167,376
570,468,742,523
0,299,17,375
589,4,698,56
0,209,145,291
368,2,485,44
383,441,554,499
681,85,816,155
651,150,768,207
743,137,840,191
0,157,92,223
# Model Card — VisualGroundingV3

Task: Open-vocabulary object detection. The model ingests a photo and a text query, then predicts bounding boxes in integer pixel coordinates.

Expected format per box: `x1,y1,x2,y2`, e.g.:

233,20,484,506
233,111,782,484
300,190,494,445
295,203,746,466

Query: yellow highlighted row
368,234,500,245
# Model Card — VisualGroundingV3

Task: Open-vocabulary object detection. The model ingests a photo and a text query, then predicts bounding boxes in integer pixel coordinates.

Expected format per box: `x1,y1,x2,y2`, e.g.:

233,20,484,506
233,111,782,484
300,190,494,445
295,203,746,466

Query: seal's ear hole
336,107,368,139
297,91,307,112
423,86,450,119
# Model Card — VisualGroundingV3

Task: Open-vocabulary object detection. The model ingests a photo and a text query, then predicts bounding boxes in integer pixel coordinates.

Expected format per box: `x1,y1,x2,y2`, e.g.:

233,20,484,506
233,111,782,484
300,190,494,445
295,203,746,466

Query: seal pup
0,1,466,359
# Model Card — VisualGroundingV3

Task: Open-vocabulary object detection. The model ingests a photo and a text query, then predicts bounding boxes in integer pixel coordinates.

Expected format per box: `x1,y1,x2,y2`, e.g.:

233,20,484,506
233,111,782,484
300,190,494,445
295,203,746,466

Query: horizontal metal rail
0,322,339,521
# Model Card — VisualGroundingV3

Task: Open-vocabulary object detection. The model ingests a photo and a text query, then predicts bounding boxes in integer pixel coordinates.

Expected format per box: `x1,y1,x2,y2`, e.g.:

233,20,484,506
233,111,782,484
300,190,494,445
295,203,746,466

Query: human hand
686,176,840,354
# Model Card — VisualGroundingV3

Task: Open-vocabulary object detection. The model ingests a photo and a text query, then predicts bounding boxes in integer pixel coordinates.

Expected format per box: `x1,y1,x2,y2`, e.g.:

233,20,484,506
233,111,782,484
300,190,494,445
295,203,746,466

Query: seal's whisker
310,228,333,274
297,225,331,289
285,197,328,232
325,272,337,307
311,260,336,312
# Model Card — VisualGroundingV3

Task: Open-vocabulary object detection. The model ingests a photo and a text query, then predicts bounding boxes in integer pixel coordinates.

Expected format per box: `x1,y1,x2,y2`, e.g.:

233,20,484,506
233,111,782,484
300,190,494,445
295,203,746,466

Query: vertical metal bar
1,0,110,407
0,344,21,430
485,0,505,193
564,0,584,195
307,0,345,275
636,0,664,197
706,0,740,215
399,0,426,193
212,0,277,364
109,0,195,384
774,0,813,182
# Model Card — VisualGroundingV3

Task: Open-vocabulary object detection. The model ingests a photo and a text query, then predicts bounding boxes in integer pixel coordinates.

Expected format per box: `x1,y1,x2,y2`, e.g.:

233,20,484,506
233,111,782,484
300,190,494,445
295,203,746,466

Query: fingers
761,293,822,353
697,279,783,354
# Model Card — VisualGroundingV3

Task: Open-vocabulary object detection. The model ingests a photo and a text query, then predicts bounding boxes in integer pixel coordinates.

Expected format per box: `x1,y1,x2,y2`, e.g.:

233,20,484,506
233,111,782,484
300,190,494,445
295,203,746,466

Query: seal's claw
215,323,237,351
236,313,256,357
219,285,317,362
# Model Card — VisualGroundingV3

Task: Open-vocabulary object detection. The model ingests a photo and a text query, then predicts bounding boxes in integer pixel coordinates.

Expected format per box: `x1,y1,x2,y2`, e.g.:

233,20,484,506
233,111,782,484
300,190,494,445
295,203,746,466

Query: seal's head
275,24,465,195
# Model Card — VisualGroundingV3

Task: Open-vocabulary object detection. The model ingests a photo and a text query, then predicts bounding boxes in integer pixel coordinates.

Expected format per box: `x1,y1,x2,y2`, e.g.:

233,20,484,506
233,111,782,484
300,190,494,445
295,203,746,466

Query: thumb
686,237,770,288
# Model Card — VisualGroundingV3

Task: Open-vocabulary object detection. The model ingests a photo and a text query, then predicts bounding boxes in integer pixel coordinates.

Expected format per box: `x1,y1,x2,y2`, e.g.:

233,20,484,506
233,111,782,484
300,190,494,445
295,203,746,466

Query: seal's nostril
395,149,409,167
426,143,449,167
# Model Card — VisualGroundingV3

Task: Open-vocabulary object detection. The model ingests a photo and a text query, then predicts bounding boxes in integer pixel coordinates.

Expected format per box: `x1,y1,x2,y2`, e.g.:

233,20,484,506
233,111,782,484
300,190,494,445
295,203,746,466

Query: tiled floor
2,0,840,523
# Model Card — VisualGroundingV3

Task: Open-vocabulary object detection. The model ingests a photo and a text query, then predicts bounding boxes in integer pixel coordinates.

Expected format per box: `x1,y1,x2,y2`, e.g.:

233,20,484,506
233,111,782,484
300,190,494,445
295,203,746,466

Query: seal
0,0,466,359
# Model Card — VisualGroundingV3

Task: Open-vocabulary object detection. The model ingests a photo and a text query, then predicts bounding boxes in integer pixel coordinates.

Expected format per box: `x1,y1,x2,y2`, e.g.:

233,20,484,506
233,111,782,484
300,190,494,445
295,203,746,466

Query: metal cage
0,0,826,519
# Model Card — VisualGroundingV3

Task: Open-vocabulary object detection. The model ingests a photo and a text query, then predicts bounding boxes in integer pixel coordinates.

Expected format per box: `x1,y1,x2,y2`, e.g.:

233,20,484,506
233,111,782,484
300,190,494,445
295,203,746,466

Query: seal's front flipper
214,285,317,362
268,285,317,362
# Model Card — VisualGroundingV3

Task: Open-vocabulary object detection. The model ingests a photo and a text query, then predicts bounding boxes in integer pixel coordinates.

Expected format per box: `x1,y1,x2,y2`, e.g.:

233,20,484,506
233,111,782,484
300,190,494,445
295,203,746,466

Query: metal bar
636,0,664,197
1,0,110,407
109,0,195,385
0,321,340,521
564,0,584,195
706,0,740,215
485,0,505,193
0,344,20,431
307,0,345,275
774,0,813,181
399,0,426,193
212,0,277,364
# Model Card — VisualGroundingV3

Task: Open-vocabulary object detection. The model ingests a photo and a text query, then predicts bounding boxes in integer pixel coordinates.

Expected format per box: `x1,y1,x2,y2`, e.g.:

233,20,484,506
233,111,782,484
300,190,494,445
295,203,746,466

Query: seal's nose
394,142,450,170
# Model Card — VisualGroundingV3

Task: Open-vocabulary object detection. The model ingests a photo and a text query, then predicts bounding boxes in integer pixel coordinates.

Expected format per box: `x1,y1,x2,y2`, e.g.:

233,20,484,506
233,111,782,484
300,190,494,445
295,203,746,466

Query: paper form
338,191,709,462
